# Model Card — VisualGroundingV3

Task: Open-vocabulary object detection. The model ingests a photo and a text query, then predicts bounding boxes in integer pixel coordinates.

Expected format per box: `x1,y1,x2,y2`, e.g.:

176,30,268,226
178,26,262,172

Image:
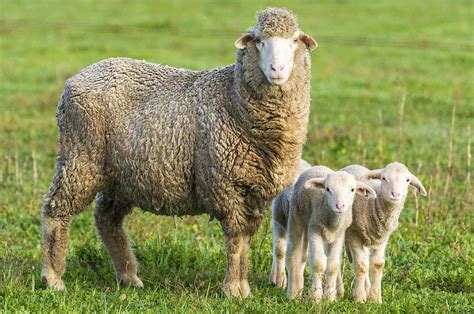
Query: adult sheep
41,7,318,298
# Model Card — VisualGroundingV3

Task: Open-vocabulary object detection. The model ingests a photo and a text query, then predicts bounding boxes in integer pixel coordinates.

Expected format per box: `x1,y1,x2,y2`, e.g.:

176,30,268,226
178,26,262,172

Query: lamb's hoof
336,286,345,298
275,272,287,289
369,291,382,304
120,274,144,288
42,273,66,291
323,289,337,302
310,287,323,303
354,293,367,303
269,270,277,285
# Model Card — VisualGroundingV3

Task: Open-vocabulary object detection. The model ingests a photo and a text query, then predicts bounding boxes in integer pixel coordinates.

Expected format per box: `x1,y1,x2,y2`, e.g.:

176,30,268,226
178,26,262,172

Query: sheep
40,7,318,298
269,159,312,288
285,167,377,301
341,162,427,303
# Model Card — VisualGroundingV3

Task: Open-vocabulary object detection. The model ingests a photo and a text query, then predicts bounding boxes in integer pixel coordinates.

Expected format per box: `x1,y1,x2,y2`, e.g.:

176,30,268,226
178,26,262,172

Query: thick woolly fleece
41,7,313,294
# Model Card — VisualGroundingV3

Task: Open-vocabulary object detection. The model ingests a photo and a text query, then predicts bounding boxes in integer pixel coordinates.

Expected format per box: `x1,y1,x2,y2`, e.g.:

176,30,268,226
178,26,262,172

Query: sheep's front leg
349,238,369,303
239,234,251,298
324,236,344,301
269,222,287,288
223,234,245,298
369,240,388,303
308,232,326,302
286,210,307,298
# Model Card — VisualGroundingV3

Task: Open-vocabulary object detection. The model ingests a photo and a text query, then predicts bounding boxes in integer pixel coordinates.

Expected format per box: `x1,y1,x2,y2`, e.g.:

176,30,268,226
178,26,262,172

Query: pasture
0,0,472,312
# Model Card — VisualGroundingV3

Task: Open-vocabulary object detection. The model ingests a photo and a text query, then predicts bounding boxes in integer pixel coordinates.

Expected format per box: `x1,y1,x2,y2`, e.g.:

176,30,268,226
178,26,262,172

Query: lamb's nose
391,191,400,197
336,203,345,210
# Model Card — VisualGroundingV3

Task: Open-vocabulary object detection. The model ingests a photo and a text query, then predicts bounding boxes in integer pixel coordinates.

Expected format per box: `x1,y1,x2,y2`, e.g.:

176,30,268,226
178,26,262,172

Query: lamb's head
363,162,428,204
305,171,377,215
234,7,317,85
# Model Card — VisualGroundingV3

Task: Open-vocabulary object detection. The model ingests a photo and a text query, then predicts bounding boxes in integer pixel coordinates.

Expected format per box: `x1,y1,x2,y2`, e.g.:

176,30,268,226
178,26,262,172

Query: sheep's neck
367,194,404,242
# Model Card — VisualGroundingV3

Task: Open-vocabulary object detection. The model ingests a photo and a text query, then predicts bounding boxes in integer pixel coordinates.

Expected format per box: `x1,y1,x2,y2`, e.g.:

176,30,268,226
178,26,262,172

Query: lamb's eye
382,177,386,181
326,187,330,192
255,38,261,44
293,38,299,43
406,178,410,182
351,188,355,192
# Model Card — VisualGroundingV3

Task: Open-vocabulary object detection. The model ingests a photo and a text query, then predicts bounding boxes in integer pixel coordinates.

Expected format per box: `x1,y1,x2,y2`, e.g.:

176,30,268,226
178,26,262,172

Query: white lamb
342,162,427,303
285,167,376,301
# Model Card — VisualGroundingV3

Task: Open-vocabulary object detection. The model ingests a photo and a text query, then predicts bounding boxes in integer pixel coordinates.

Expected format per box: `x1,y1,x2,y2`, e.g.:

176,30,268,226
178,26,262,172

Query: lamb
341,162,427,303
40,7,318,298
269,159,312,288
285,167,376,301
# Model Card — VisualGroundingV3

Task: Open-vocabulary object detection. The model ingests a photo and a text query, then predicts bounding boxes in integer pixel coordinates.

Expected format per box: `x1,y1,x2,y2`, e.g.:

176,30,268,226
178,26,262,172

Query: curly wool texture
256,7,298,37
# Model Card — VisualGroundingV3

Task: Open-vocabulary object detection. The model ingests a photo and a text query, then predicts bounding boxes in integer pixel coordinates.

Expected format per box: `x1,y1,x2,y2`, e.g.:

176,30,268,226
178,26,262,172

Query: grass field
1,0,473,312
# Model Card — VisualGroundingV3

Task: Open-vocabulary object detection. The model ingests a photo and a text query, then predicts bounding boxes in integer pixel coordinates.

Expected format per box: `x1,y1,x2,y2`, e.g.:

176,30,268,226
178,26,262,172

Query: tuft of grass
1,0,473,312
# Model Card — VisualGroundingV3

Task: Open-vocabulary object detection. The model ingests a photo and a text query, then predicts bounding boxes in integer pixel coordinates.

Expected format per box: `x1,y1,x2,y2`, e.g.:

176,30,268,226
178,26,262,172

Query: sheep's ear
304,177,326,190
355,181,377,199
363,169,383,180
410,175,427,196
299,33,318,51
234,32,255,49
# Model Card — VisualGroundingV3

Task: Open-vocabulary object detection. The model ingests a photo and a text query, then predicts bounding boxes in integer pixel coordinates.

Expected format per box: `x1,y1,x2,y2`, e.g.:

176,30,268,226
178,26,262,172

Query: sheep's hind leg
94,192,143,288
41,157,101,290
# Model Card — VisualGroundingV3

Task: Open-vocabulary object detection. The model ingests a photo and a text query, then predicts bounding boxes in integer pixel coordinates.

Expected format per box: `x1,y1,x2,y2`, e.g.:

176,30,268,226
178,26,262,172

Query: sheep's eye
255,38,261,44
382,177,386,181
406,178,410,182
326,187,330,192
293,38,299,43
351,188,355,192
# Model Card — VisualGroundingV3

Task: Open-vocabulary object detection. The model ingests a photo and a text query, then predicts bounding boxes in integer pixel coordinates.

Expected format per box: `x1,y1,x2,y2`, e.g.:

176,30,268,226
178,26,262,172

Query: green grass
1,0,473,312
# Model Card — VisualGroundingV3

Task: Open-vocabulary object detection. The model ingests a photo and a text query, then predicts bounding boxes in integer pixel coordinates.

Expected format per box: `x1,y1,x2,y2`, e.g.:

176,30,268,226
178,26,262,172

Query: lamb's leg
286,211,307,298
94,192,143,288
336,267,344,298
348,238,369,303
41,157,101,290
308,232,326,302
239,234,251,298
368,240,388,303
222,234,244,298
269,222,287,288
324,236,344,301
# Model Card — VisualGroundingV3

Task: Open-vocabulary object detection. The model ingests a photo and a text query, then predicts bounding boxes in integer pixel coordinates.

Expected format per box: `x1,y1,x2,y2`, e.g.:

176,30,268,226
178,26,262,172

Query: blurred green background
1,0,472,312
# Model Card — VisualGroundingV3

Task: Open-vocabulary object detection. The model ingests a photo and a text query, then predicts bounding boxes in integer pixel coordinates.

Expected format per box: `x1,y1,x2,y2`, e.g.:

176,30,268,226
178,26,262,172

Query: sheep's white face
306,171,377,215
234,30,317,86
364,163,428,204
253,33,300,85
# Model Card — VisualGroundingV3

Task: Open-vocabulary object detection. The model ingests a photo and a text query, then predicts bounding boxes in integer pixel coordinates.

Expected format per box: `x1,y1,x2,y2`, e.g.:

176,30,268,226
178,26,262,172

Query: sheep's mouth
268,77,289,85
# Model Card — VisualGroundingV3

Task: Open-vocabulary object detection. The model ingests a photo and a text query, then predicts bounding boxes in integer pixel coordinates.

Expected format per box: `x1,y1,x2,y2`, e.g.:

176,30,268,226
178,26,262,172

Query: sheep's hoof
369,290,382,303
222,279,242,298
354,293,367,303
310,287,323,303
42,272,66,291
119,274,144,288
269,270,277,285
336,286,345,298
240,279,251,298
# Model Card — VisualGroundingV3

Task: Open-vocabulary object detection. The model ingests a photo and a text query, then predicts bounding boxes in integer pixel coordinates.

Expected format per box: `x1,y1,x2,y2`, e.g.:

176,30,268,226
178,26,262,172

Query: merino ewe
269,159,312,288
40,7,318,298
285,167,376,300
342,162,427,303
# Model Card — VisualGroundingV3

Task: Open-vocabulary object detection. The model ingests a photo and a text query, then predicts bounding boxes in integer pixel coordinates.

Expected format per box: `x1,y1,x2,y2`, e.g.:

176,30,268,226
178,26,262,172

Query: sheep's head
305,171,376,215
234,7,317,86
363,162,428,204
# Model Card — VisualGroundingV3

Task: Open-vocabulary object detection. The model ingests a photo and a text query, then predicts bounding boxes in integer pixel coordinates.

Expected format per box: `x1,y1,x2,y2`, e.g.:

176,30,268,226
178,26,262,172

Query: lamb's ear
410,174,427,196
362,169,383,180
304,177,326,190
355,181,377,199
299,32,318,51
234,32,255,49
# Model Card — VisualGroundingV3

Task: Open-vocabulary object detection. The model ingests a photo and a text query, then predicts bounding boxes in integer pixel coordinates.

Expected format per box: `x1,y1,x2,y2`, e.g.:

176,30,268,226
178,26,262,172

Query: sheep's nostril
270,64,277,72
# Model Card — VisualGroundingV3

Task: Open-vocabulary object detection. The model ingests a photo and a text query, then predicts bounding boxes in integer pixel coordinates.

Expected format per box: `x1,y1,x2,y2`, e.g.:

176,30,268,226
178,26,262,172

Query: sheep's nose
336,203,345,210
391,191,400,197
270,64,285,73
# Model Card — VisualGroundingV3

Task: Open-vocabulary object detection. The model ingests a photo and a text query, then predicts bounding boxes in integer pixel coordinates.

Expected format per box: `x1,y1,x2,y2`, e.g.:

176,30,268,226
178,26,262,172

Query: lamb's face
363,162,428,204
379,163,413,204
305,171,376,215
